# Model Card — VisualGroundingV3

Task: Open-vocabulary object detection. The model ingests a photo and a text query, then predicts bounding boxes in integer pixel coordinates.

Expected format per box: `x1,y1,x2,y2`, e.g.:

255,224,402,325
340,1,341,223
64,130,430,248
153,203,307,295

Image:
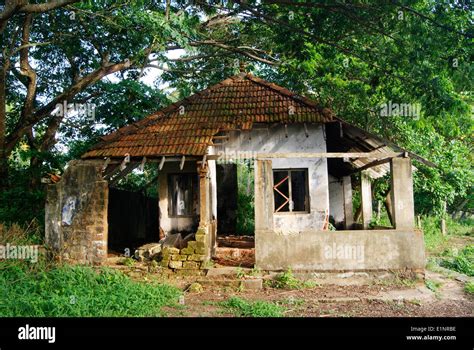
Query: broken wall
45,160,108,264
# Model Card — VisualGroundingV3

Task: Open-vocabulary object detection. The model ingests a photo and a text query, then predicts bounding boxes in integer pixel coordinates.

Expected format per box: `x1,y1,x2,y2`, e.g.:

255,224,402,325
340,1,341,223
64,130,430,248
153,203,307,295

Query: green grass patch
439,245,473,276
464,281,474,295
422,216,473,254
220,297,284,317
0,261,181,317
425,279,442,292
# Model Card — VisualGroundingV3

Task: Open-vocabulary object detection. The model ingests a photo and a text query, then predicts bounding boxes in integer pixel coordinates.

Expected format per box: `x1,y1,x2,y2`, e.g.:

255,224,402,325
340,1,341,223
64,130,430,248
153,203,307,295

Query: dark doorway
107,188,159,254
216,164,238,235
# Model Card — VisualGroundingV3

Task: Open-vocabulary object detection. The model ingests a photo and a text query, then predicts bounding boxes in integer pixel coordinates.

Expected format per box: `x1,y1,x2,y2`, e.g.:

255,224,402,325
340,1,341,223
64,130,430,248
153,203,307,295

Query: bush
0,219,43,245
0,262,181,317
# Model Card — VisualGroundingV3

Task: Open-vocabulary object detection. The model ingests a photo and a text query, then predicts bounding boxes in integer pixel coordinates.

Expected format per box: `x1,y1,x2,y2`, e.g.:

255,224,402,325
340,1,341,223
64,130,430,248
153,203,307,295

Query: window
273,169,309,213
168,174,197,217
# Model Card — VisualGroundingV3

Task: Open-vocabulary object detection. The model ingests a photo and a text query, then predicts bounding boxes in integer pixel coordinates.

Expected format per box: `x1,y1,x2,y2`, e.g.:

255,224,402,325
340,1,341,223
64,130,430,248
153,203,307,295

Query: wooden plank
349,157,393,174
336,118,437,168
207,151,402,160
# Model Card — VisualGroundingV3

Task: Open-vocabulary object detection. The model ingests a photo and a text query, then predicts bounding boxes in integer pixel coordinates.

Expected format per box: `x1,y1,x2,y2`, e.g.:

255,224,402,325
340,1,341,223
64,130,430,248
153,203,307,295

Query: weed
122,257,136,267
425,279,442,292
464,281,474,295
220,297,284,317
439,245,473,276
236,267,246,279
271,268,316,289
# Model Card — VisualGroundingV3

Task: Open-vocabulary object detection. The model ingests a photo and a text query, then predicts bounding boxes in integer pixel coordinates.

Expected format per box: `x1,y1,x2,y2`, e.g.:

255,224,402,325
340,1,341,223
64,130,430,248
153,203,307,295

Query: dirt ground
109,235,473,317
157,271,474,317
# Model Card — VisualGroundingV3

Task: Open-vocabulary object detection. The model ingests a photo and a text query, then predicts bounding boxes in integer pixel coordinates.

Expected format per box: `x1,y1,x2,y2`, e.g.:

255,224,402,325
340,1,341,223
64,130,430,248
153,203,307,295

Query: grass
0,261,181,317
422,216,473,253
220,297,284,317
0,219,42,245
439,245,473,276
425,279,442,292
464,281,474,295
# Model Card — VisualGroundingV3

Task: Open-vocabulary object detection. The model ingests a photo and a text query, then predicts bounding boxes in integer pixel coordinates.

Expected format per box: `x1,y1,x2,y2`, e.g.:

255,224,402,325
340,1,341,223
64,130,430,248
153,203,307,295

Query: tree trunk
0,56,9,188
384,189,394,227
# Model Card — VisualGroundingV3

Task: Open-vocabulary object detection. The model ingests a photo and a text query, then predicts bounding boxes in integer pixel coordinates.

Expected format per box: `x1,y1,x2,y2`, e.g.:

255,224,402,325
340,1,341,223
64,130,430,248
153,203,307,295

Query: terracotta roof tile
82,73,333,159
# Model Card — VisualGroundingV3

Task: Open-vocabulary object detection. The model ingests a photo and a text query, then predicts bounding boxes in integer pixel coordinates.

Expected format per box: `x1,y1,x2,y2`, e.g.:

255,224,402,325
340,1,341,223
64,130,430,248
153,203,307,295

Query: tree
0,0,276,187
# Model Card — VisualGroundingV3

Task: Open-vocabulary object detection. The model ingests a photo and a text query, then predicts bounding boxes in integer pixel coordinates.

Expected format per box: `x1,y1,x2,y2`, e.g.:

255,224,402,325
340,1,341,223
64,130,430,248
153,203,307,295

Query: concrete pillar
390,157,415,229
196,162,213,259
361,171,372,229
254,160,274,232
342,176,354,229
198,163,211,226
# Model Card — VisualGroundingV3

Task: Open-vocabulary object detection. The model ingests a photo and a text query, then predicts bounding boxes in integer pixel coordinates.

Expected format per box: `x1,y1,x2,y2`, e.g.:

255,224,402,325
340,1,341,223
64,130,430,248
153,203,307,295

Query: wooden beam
139,157,147,172
179,155,185,170
109,163,138,186
349,157,392,174
336,118,437,168
158,156,166,170
207,151,402,160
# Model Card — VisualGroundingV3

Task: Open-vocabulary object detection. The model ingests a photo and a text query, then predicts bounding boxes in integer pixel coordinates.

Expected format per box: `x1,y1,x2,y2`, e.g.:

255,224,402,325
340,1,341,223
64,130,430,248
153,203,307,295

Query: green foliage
439,245,473,277
220,297,284,317
0,262,181,317
271,268,316,289
236,161,255,235
121,257,136,267
422,216,473,253
425,279,442,292
0,166,47,226
0,220,42,245
464,282,474,295
1,1,472,230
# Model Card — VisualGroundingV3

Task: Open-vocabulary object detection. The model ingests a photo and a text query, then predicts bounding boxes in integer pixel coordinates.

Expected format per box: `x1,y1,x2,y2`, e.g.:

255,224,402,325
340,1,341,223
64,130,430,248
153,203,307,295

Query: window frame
272,168,310,214
167,173,198,218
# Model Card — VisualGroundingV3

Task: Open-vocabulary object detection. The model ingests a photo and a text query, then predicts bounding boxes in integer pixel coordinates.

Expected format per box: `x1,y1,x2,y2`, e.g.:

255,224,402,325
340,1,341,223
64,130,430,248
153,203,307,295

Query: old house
45,73,431,273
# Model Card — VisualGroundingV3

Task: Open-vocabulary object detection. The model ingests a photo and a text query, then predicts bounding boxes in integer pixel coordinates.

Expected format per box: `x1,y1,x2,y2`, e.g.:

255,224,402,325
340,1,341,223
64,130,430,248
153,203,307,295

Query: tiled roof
82,73,334,159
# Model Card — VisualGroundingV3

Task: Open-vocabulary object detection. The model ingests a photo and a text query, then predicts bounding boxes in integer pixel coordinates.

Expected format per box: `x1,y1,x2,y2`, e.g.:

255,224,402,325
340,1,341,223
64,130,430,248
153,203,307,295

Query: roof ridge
84,73,334,157
243,73,333,117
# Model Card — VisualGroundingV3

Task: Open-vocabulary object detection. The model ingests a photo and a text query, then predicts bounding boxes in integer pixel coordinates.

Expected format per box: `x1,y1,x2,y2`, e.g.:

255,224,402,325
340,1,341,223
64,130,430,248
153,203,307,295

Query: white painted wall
216,124,329,234
328,175,345,227
158,161,199,234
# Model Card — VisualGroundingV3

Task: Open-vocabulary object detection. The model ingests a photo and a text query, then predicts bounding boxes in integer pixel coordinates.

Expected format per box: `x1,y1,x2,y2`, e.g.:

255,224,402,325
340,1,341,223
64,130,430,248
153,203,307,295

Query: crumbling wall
45,160,108,264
